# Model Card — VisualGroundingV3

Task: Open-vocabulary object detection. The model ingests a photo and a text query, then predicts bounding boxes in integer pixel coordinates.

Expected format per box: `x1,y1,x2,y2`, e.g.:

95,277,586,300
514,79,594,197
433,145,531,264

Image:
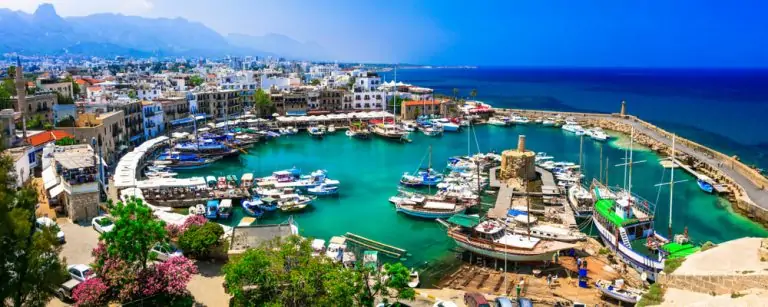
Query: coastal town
1,53,767,307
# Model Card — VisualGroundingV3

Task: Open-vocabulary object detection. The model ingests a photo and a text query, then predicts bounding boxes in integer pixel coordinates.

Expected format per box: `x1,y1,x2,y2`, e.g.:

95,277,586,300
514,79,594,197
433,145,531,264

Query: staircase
619,228,631,248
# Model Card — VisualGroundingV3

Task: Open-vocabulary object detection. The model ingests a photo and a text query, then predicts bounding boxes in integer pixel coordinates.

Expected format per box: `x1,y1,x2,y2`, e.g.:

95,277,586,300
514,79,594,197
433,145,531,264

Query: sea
175,68,768,285
380,68,768,172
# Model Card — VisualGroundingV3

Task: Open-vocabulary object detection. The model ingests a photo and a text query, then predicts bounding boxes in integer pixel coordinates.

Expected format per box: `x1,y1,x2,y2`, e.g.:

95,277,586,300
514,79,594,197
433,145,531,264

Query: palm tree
470,89,477,101
452,88,459,101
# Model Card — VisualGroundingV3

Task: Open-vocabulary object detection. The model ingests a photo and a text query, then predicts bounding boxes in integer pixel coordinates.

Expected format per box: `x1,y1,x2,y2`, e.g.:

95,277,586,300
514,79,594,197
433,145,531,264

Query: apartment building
69,110,126,165
194,90,242,120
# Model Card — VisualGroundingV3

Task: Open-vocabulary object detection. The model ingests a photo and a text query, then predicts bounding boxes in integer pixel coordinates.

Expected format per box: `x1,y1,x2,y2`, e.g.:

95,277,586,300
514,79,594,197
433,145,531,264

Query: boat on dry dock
444,215,576,262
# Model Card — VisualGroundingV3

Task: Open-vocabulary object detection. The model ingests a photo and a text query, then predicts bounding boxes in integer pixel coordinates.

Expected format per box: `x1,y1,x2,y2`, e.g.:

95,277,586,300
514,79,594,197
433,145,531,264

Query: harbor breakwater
494,108,768,228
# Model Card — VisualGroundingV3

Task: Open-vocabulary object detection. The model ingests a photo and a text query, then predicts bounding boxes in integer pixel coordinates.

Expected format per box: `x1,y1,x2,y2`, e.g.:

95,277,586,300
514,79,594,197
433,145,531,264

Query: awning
42,167,58,190
49,184,66,198
446,214,481,228
171,117,195,125
286,111,307,116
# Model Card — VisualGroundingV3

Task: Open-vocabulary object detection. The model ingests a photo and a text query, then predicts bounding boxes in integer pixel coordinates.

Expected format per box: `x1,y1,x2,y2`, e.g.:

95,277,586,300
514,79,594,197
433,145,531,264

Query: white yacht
510,115,530,124
586,127,609,141
488,117,511,126
562,124,585,135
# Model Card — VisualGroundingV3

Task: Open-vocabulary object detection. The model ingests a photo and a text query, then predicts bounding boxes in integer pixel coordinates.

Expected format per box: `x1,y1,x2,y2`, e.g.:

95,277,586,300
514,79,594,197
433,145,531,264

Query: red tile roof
402,100,445,107
26,130,75,147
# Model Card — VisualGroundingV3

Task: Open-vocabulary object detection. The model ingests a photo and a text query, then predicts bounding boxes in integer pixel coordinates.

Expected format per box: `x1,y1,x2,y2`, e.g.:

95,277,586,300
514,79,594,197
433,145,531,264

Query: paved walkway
614,117,768,208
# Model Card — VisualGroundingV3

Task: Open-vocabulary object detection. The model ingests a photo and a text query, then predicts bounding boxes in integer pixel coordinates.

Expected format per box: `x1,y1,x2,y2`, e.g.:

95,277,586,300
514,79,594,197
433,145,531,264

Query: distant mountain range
0,3,328,60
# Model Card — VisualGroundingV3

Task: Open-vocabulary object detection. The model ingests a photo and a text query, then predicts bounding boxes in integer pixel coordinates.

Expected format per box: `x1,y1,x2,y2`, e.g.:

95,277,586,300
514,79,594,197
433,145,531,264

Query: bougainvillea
181,215,207,230
165,223,183,238
73,277,108,307
139,256,198,297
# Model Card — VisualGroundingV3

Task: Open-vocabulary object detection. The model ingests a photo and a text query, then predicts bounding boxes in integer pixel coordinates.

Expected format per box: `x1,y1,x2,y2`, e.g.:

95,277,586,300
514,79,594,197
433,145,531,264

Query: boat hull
697,179,714,193
396,206,465,219
595,283,639,304
592,216,664,281
454,240,558,262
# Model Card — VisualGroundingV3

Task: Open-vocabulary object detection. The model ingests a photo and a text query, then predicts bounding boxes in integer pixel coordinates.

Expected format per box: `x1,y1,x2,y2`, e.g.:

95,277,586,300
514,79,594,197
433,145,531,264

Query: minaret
15,56,27,139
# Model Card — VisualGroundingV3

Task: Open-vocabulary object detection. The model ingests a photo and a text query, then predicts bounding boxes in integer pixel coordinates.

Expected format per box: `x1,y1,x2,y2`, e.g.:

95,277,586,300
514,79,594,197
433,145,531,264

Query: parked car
55,279,81,302
463,292,490,307
66,264,94,282
91,216,115,233
494,297,518,307
36,217,65,243
433,301,458,307
150,242,183,261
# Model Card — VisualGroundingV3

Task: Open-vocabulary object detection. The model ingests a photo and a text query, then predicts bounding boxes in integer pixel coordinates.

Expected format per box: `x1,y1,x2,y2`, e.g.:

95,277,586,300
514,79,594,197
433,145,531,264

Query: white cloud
1,0,155,16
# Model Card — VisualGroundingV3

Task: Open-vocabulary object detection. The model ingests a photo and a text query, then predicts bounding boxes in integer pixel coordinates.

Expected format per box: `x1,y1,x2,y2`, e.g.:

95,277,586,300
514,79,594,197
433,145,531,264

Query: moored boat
372,123,408,142
218,199,232,219
488,117,511,126
241,197,265,217
697,178,714,193
308,125,326,138
327,124,336,134
585,127,609,141
205,199,219,219
307,183,339,196
421,125,443,137
396,200,466,219
408,269,420,288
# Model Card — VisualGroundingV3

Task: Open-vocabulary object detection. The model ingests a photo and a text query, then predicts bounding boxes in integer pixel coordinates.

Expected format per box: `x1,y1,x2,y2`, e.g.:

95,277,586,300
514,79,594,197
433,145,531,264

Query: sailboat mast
579,134,584,182
599,143,603,184
623,135,629,189
668,134,676,238
628,127,635,200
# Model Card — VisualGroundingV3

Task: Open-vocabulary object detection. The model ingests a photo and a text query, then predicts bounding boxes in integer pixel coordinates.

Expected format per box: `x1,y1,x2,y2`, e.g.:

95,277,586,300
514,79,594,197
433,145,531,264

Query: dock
668,158,728,193
343,232,407,259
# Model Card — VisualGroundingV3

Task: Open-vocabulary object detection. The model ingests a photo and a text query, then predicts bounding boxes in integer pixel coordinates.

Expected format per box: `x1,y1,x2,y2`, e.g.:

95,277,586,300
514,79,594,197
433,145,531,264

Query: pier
665,158,729,193
343,232,407,259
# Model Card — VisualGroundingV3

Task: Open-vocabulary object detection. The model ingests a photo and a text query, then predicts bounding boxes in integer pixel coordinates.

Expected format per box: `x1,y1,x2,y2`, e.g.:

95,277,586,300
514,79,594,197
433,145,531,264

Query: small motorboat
205,199,219,219
422,126,443,137
307,183,339,196
408,269,420,288
595,279,643,304
280,126,298,135
258,196,279,212
327,125,336,134
311,239,326,257
308,125,325,139
188,204,206,215
488,117,511,126
218,199,232,219
697,178,714,193
241,197,265,217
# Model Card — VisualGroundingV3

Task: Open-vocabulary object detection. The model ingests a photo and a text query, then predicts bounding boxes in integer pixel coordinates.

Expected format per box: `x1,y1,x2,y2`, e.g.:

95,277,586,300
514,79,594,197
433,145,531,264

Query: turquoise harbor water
176,125,768,276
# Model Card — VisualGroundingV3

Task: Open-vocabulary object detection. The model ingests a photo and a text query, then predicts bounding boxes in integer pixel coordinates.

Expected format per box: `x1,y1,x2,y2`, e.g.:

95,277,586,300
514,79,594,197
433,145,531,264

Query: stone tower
15,56,27,139
620,100,627,117
499,135,536,182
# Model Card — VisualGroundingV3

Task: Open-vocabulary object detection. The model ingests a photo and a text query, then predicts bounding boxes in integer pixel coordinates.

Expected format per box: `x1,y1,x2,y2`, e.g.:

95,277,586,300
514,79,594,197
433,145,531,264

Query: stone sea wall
659,273,768,296
494,108,768,227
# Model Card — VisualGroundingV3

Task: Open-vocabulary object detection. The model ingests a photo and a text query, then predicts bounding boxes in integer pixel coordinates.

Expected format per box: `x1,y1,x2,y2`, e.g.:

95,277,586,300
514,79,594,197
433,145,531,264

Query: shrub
178,222,224,259
140,256,198,297
700,241,716,251
663,257,686,274
73,278,109,307
182,215,207,229
637,283,665,307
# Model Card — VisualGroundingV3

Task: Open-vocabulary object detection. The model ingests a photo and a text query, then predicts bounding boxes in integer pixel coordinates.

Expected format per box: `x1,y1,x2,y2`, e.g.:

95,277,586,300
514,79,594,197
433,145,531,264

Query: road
613,117,768,208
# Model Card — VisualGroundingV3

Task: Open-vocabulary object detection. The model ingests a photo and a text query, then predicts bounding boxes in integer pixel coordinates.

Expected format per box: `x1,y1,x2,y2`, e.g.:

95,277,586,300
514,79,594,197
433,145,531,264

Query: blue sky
5,0,768,67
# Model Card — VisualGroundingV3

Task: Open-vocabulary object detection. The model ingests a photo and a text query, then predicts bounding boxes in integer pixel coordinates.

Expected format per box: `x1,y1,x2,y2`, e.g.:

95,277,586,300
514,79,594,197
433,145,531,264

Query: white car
150,243,183,261
66,264,95,282
91,216,115,233
35,217,65,243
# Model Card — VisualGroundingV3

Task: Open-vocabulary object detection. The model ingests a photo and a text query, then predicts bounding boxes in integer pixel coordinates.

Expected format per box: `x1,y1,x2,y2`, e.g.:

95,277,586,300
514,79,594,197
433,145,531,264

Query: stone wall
66,191,100,223
660,273,768,295
499,150,536,181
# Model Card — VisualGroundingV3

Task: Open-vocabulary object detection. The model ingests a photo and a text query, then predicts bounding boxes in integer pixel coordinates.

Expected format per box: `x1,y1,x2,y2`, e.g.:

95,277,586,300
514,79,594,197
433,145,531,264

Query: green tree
55,92,74,105
381,263,416,303
253,88,273,117
127,89,138,100
0,153,68,307
177,222,224,259
310,79,321,86
188,75,204,87
65,76,80,99
452,88,459,101
0,84,11,109
100,198,167,270
54,137,77,146
470,88,478,101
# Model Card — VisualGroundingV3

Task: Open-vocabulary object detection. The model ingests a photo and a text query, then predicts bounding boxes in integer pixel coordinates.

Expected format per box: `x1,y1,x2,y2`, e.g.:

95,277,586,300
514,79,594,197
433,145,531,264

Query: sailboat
400,146,444,187
590,131,698,282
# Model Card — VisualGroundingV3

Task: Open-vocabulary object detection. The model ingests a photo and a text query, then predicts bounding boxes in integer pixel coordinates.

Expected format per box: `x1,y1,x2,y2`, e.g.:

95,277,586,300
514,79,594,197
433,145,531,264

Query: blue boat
155,151,220,170
259,197,279,212
205,200,219,219
400,168,444,187
697,178,714,193
307,183,339,196
241,198,265,217
218,199,232,219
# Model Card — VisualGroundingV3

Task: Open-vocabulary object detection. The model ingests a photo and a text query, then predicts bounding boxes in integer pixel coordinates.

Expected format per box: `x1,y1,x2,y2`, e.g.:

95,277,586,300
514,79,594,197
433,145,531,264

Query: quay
667,158,729,193
496,104,768,227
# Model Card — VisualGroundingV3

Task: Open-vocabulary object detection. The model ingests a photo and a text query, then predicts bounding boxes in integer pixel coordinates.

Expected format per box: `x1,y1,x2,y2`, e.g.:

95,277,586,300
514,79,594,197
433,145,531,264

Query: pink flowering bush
73,277,108,307
139,256,198,297
165,223,183,238
182,215,207,229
